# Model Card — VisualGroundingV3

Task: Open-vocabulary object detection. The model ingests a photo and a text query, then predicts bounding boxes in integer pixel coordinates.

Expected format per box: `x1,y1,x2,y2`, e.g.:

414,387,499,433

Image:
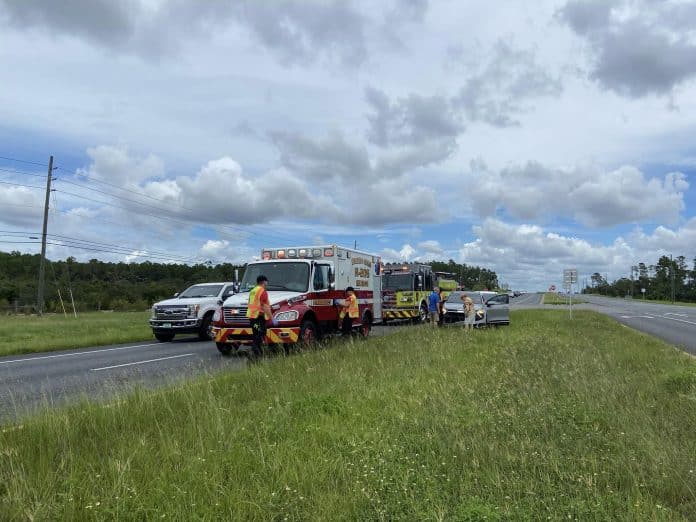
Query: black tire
359,314,372,338
216,342,233,355
299,320,318,348
155,332,175,342
198,313,214,341
415,302,428,324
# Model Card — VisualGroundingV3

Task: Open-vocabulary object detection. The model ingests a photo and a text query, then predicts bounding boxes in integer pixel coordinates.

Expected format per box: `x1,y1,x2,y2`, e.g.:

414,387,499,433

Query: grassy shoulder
543,292,587,305
0,311,152,357
2,310,695,520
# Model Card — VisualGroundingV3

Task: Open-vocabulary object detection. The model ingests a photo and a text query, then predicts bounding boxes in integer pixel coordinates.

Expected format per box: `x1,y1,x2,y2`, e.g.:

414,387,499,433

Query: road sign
641,288,646,293
563,268,578,284
549,284,556,291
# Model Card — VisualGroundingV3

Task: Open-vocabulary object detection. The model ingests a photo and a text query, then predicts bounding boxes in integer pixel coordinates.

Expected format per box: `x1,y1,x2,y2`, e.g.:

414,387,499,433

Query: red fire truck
212,245,382,355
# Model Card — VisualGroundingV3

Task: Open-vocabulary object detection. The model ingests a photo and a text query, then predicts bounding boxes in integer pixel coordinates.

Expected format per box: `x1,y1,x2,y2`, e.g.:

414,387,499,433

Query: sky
1,0,696,291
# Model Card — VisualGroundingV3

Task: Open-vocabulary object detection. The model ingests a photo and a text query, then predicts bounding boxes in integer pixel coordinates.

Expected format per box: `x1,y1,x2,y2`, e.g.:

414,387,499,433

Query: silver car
442,291,510,326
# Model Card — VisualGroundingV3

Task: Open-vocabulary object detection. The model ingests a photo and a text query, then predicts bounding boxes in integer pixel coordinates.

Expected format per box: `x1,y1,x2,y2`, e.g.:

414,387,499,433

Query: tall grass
1,310,694,520
0,312,151,357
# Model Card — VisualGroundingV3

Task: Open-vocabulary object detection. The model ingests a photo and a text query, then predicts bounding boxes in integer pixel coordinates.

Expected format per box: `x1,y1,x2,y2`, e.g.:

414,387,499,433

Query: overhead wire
0,167,48,178
0,155,49,167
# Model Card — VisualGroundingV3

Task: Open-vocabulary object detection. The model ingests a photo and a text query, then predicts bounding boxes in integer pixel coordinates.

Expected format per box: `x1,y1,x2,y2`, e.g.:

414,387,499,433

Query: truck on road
149,282,237,342
212,245,381,355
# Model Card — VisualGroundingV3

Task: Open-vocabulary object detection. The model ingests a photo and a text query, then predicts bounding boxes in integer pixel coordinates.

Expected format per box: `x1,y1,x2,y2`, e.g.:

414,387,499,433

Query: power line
0,155,49,167
0,167,47,178
46,232,200,262
0,180,46,190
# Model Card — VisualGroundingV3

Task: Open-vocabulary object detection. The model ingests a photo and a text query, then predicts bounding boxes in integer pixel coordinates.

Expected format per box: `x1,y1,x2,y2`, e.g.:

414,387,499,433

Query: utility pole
36,155,53,316
670,254,675,304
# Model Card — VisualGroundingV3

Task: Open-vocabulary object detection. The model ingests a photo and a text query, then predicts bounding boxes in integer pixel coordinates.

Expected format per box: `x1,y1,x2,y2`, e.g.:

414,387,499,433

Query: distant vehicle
507,290,515,298
513,290,522,297
442,291,510,326
149,282,236,342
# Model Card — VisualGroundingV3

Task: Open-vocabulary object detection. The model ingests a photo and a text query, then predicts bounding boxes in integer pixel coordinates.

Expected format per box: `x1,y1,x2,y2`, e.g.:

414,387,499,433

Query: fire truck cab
381,263,434,324
212,245,381,355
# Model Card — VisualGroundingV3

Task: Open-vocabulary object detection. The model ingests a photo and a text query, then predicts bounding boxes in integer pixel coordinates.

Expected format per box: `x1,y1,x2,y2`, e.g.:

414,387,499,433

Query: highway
0,325,399,423
1,295,694,422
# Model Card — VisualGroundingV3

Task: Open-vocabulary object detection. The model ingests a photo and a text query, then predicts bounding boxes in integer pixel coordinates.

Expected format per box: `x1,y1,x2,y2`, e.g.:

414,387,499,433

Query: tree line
584,254,696,302
0,251,499,314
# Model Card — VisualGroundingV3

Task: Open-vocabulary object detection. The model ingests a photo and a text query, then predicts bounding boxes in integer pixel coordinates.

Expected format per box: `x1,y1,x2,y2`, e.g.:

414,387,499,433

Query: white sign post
563,268,578,319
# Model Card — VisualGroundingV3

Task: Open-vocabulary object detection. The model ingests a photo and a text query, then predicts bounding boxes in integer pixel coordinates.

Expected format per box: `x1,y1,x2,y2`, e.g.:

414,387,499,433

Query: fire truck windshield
240,262,310,293
382,272,414,291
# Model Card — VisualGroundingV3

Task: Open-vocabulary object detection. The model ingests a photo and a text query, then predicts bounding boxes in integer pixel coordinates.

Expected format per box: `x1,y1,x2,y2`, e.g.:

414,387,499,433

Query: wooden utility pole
37,155,53,316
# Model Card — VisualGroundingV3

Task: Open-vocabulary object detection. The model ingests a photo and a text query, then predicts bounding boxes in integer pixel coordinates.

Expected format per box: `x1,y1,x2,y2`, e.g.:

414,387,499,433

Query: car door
486,294,510,324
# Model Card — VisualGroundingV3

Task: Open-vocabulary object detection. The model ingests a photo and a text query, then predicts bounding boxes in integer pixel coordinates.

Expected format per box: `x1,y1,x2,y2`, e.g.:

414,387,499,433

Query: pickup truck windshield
240,262,309,293
178,284,223,298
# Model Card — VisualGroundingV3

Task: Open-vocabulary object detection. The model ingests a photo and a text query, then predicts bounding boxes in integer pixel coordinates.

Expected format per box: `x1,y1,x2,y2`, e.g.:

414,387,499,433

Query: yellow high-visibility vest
347,294,359,319
246,285,269,319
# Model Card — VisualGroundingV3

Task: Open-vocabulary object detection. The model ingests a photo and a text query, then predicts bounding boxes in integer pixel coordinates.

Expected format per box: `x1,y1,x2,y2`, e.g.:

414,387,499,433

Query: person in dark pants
246,275,276,358
340,286,359,337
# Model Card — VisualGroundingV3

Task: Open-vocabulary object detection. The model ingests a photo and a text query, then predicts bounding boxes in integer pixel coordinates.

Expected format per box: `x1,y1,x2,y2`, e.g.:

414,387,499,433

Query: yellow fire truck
381,263,434,323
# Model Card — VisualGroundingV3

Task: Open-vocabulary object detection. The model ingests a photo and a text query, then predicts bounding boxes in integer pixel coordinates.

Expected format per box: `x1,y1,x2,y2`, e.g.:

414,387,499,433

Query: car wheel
155,332,175,342
198,313,214,341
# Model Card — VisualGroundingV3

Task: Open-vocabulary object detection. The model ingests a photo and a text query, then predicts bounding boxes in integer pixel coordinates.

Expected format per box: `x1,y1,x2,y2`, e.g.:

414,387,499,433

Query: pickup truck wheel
155,332,175,342
216,342,233,355
198,313,214,341
299,320,317,347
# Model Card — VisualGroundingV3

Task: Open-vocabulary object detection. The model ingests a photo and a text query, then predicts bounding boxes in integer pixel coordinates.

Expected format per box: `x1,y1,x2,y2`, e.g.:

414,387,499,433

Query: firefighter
246,275,276,358
340,286,359,337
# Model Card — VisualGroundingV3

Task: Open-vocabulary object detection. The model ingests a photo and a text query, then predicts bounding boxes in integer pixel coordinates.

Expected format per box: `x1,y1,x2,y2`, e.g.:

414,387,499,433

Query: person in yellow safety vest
339,286,359,337
246,275,276,358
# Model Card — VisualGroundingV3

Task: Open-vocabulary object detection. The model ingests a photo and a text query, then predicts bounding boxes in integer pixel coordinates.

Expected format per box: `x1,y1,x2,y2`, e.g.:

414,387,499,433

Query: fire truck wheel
299,320,318,347
216,342,233,355
416,303,428,324
198,313,214,341
155,332,175,342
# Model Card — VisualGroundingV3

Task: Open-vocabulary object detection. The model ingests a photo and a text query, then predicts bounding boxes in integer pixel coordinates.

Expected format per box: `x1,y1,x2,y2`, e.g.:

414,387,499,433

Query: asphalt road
0,325,399,423
2,296,694,422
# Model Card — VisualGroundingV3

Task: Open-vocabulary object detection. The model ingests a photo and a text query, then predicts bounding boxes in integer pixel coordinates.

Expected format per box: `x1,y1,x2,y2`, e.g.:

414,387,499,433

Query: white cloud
465,161,689,227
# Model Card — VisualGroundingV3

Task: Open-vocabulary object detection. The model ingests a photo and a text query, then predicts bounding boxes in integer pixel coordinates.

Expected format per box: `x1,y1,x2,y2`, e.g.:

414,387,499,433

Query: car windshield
446,291,482,304
240,262,310,293
382,273,414,291
178,284,223,298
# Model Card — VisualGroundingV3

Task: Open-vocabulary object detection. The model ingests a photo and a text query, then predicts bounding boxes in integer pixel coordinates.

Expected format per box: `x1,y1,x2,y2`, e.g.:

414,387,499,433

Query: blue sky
1,0,695,291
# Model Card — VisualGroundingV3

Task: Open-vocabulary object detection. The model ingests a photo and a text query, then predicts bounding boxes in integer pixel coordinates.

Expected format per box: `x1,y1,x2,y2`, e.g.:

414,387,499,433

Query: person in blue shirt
428,287,440,327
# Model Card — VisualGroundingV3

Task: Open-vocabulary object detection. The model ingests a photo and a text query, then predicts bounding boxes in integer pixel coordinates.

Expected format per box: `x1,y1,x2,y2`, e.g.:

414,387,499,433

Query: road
2,296,695,422
0,325,398,423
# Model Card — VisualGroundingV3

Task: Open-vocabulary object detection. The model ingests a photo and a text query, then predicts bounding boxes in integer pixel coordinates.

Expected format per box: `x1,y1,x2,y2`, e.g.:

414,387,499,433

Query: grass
543,292,587,305
0,311,152,357
1,310,695,520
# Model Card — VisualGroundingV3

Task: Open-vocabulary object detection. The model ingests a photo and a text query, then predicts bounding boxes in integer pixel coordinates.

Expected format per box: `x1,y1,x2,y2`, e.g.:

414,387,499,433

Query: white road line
0,342,165,366
665,313,689,317
657,315,696,326
91,353,194,371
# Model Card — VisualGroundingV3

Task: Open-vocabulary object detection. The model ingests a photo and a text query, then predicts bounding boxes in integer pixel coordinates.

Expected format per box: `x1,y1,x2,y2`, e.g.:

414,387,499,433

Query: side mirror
217,299,223,306
330,282,335,289
173,292,179,298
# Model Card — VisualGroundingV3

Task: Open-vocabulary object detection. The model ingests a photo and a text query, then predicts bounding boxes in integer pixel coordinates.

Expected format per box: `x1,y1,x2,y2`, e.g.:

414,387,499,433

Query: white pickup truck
149,282,236,342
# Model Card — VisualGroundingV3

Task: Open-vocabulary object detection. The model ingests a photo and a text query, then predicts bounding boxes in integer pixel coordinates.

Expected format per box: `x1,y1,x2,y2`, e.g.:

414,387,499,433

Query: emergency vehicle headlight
274,310,299,322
